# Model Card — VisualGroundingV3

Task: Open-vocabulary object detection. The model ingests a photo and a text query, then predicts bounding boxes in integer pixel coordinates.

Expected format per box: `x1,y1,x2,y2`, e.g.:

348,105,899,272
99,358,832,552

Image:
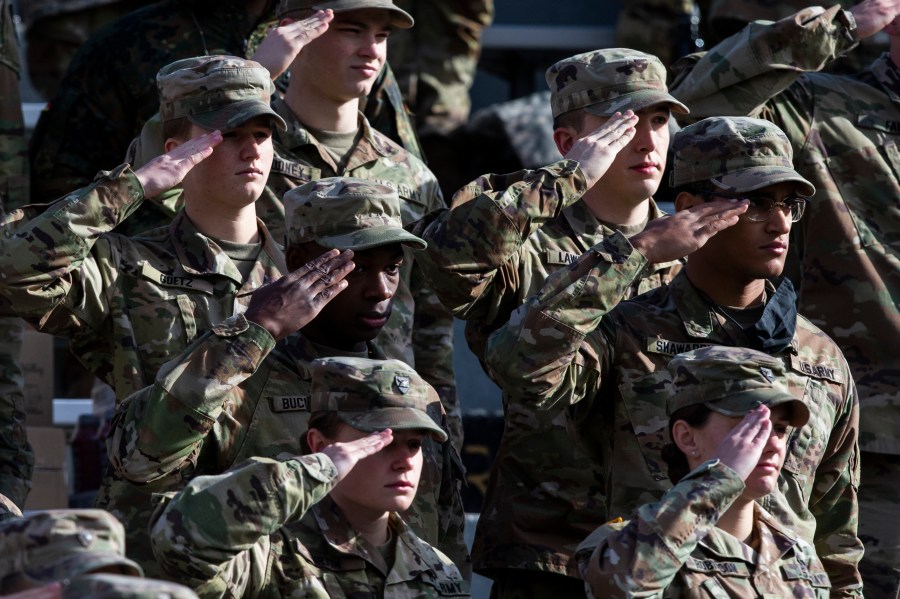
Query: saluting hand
712,404,773,481
253,10,334,79
134,129,222,199
244,248,355,341
630,198,749,263
322,430,394,480
565,111,638,188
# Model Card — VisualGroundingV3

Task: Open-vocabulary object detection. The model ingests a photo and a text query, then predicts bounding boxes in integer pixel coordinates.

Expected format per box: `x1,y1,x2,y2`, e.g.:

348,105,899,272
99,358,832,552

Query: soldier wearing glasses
484,116,863,596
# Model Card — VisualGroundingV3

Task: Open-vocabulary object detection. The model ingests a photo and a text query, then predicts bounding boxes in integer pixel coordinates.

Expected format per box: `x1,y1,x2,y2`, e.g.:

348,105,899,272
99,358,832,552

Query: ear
671,420,699,458
553,127,577,156
163,137,182,153
280,17,294,26
307,428,330,453
674,190,703,213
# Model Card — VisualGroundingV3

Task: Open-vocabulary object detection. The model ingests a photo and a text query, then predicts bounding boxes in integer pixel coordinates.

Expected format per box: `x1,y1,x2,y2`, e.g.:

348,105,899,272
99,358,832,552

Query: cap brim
25,552,143,584
188,99,287,132
314,2,414,28
583,90,690,117
706,389,810,427
711,166,816,197
340,408,448,442
317,225,427,251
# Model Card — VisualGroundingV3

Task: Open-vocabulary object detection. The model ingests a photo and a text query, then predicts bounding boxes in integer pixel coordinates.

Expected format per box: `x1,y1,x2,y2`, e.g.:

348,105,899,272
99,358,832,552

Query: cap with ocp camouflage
0,510,143,586
61,573,200,599
277,0,414,28
157,55,286,132
284,177,427,251
671,116,815,196
546,48,689,119
666,345,810,427
309,357,448,442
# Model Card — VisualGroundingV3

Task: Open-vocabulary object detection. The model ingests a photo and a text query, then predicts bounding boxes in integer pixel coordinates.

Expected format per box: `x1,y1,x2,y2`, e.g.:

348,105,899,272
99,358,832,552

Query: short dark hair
162,116,193,142
660,404,713,484
552,108,586,133
301,411,346,454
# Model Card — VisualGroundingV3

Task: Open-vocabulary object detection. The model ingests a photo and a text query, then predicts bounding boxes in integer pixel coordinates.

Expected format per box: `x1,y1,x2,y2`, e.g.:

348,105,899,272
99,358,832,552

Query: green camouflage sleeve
413,159,588,323
0,0,28,214
576,460,745,597
0,165,145,330
483,231,648,410
107,313,275,484
668,4,858,121
151,453,338,595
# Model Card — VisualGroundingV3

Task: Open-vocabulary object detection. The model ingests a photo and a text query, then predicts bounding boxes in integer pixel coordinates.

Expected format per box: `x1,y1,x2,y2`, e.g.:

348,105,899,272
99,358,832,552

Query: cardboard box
21,325,55,427
24,426,68,510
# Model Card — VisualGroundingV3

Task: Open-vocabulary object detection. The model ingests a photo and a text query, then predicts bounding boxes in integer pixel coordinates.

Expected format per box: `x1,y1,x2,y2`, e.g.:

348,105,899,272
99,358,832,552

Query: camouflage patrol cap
0,510,143,586
546,48,689,119
62,573,200,599
277,0,414,28
284,177,427,251
156,55,286,132
309,357,448,442
666,345,809,427
671,116,815,195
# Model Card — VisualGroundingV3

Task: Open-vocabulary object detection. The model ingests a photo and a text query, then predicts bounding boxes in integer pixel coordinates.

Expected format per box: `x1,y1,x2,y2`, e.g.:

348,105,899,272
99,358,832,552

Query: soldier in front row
485,116,863,596
578,346,830,597
151,356,468,598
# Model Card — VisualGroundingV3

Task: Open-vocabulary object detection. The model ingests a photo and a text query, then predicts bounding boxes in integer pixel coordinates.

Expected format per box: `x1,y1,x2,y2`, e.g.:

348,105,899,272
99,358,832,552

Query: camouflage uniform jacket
668,5,900,455
484,233,862,595
152,453,469,598
103,314,470,579
262,98,457,433
413,160,682,577
577,460,831,598
28,0,274,207
0,166,286,402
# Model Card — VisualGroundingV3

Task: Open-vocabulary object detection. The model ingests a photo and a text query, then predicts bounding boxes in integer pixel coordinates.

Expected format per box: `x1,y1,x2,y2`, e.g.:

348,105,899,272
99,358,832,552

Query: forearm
483,232,646,408
578,461,745,597
108,314,275,483
414,160,588,318
152,454,338,589
669,5,857,120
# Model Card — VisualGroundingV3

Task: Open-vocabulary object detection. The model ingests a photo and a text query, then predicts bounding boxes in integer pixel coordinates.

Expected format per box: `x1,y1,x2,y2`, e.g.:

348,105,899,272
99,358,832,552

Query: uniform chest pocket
825,141,900,249
126,295,195,379
617,370,674,485
780,373,837,482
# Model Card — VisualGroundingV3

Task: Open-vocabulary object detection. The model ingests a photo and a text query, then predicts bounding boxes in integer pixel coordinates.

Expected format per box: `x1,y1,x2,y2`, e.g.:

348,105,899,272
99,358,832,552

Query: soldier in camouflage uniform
615,0,700,68
105,178,470,578
261,0,461,449
0,55,289,575
411,49,721,597
485,116,863,596
0,509,198,597
0,0,33,511
578,345,831,598
151,356,468,598
667,3,900,595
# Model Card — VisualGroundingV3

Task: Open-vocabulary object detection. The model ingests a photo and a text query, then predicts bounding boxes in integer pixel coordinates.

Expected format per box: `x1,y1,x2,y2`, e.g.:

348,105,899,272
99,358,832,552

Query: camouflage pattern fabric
28,0,277,207
615,0,699,68
668,9,898,594
577,460,831,598
0,0,33,510
389,0,494,137
61,573,200,599
264,101,460,450
412,160,682,581
104,315,470,579
483,236,862,595
360,63,424,161
151,452,469,597
276,0,414,29
0,167,286,403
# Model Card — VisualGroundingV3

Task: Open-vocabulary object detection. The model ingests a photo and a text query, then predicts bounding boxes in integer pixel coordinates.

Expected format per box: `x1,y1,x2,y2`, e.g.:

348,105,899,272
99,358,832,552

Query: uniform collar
169,211,286,290
285,335,385,380
562,198,666,254
698,503,800,566
870,53,900,106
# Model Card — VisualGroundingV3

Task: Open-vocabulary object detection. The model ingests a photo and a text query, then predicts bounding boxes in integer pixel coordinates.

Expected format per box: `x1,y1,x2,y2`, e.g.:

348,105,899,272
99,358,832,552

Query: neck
580,186,651,227
301,324,368,354
331,496,391,546
716,496,756,543
285,83,360,133
685,261,767,308
183,200,261,244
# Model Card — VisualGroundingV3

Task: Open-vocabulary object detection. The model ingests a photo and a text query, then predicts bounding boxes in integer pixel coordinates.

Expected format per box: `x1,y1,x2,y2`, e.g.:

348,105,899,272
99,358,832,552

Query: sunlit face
290,9,392,103
177,117,274,209
691,404,792,499
578,105,671,203
327,425,425,518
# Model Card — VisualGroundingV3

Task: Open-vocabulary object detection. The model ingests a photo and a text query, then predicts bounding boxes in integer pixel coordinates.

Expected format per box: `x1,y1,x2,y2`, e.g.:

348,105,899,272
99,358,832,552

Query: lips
352,64,380,77
386,480,415,490
761,240,788,253
358,311,390,328
237,167,263,176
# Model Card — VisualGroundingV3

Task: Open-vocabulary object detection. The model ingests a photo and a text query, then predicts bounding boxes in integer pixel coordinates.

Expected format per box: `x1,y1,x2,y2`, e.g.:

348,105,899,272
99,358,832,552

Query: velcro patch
140,262,214,294
645,338,715,357
685,557,750,577
544,250,580,266
270,396,309,413
789,355,844,384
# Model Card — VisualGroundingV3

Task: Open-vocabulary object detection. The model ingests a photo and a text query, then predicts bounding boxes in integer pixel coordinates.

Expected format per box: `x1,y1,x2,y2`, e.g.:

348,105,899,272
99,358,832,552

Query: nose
364,272,394,302
766,202,792,234
391,445,416,471
632,117,659,154
358,32,381,58
241,137,263,161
